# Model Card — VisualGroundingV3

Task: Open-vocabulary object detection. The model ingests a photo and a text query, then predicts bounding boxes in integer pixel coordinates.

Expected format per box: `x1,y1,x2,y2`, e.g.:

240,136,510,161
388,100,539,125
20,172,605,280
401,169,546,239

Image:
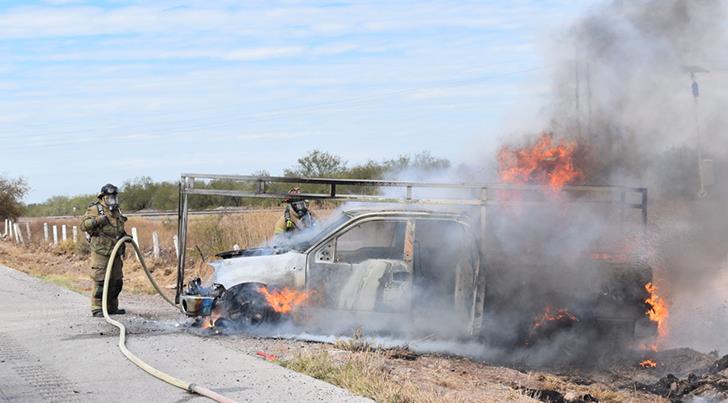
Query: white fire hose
102,236,236,403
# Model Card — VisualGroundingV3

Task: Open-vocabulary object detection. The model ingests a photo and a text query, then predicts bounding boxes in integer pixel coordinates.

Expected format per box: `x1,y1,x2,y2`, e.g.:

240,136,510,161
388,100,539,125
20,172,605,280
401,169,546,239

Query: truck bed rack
176,173,647,304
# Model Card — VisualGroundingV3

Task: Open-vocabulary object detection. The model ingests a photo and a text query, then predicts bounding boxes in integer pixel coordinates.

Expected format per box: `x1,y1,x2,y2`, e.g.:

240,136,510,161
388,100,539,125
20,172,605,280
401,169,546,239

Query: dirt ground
1,240,727,402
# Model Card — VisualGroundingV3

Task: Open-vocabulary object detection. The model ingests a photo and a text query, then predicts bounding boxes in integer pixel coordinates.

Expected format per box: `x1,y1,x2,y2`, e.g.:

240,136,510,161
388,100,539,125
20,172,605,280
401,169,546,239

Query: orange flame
528,305,578,342
200,307,221,329
645,282,669,339
640,359,657,368
531,305,578,328
591,252,629,263
497,133,582,190
259,287,311,314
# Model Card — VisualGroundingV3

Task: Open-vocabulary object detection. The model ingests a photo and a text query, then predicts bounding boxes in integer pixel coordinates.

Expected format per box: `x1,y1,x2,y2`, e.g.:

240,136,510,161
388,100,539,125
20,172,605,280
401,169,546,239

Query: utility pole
684,65,711,198
574,56,582,137
586,62,592,135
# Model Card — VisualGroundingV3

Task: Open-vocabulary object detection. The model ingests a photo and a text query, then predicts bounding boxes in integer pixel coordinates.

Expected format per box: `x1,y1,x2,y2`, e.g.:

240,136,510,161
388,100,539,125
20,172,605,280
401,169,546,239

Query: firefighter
274,187,317,237
80,184,128,317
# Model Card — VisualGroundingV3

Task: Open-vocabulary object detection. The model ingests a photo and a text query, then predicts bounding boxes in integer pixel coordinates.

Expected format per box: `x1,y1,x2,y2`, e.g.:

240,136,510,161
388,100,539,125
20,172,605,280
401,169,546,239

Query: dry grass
333,328,376,353
16,207,337,262
1,209,309,295
18,209,284,257
188,210,281,257
281,350,457,403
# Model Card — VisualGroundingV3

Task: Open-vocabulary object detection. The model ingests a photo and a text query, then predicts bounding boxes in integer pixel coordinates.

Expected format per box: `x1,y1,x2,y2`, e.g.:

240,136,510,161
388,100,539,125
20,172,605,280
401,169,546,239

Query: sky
0,0,598,203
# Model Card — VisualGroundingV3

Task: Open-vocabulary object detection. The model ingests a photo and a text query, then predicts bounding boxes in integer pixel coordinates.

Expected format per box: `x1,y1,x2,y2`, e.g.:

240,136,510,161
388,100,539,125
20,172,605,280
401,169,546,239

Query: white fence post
12,223,19,243
72,226,78,243
43,223,49,243
152,231,160,258
25,222,31,242
17,224,24,244
131,227,139,248
173,235,179,259
52,225,58,246
8,221,13,239
61,225,67,242
3,219,8,237
14,223,24,244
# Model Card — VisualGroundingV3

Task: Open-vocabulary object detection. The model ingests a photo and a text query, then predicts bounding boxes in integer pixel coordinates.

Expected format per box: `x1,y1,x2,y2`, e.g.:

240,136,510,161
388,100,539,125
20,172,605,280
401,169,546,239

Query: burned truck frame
175,174,650,339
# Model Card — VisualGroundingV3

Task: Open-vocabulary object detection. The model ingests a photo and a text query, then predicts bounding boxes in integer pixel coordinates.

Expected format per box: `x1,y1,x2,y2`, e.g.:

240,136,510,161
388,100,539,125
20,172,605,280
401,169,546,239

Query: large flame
497,133,582,190
645,282,669,339
259,287,311,314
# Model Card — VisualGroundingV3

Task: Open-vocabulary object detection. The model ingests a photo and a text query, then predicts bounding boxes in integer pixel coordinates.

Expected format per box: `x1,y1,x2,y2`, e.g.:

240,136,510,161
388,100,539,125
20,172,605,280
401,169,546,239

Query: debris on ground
636,354,728,402
256,351,279,362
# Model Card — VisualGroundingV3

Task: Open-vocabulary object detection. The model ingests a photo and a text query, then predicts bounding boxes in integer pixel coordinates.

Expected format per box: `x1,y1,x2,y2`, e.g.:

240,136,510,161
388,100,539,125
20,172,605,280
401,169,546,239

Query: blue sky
0,0,597,203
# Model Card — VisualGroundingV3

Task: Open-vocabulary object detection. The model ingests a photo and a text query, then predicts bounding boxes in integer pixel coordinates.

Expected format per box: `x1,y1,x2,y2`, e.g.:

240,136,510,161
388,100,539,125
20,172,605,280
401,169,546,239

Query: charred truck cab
176,174,654,343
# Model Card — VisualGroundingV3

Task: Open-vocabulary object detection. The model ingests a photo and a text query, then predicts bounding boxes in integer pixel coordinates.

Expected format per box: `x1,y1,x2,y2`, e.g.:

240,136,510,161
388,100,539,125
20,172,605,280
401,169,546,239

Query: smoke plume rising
491,0,728,354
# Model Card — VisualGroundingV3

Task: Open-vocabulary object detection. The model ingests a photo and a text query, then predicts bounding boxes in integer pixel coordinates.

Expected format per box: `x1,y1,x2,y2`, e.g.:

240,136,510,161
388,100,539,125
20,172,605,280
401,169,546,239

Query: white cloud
222,46,305,61
0,2,585,40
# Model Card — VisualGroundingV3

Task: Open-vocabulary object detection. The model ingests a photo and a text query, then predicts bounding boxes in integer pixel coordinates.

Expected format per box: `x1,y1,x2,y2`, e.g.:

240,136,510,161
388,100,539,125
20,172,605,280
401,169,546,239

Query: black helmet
97,183,118,199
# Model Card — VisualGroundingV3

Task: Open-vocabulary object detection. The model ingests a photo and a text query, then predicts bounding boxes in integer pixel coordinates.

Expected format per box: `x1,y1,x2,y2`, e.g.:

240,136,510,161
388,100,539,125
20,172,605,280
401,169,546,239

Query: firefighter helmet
97,183,119,199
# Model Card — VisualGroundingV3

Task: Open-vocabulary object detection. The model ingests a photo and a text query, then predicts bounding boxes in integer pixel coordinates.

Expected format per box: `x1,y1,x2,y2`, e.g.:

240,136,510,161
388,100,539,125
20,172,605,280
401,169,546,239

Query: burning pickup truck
175,174,658,347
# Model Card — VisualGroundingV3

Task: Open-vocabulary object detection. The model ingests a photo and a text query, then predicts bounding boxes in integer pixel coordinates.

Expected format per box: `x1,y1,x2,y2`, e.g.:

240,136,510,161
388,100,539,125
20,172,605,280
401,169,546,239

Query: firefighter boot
108,279,126,315
91,280,104,317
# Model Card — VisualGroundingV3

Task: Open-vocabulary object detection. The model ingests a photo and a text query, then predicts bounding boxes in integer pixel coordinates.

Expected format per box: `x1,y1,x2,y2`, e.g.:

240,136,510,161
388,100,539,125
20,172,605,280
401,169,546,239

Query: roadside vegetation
0,175,28,220
0,211,284,295
24,150,451,216
281,351,452,403
14,146,723,218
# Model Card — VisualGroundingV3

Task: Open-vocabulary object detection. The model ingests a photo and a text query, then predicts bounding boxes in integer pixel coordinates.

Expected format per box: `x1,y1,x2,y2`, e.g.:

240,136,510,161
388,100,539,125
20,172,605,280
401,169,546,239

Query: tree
285,150,347,178
0,175,28,220
121,176,155,211
411,151,450,171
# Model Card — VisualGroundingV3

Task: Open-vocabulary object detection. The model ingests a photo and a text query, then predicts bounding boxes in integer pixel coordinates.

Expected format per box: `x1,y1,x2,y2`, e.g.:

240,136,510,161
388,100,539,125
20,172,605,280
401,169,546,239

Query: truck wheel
219,283,275,327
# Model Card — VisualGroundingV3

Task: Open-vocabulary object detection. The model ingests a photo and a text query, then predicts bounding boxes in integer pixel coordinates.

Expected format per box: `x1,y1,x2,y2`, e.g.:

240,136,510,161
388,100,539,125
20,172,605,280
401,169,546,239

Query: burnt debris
637,354,728,402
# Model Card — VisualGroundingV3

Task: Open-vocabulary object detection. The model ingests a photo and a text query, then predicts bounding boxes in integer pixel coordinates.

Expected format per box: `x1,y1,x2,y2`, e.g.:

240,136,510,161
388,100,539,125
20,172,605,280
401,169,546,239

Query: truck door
412,218,479,337
306,218,412,330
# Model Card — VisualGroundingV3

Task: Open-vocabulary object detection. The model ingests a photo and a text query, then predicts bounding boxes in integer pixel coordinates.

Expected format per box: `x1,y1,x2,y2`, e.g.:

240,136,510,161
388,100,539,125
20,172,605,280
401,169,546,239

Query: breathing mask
104,194,119,210
290,200,308,215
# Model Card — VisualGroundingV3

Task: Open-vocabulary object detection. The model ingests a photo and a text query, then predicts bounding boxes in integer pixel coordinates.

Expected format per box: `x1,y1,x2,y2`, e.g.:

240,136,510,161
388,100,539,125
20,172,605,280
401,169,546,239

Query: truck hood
208,251,306,290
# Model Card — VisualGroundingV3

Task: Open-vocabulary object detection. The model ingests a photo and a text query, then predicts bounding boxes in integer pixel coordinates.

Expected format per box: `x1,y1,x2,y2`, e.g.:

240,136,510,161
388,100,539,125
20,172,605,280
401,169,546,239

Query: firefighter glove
95,215,109,226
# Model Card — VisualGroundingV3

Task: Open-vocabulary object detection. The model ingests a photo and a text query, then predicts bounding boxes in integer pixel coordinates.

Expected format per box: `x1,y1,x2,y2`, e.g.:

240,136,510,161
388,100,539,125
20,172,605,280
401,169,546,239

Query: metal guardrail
32,207,275,221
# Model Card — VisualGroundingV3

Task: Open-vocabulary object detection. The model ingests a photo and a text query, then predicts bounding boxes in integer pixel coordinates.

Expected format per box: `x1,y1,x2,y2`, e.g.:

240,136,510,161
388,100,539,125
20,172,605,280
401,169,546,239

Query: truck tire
218,283,278,328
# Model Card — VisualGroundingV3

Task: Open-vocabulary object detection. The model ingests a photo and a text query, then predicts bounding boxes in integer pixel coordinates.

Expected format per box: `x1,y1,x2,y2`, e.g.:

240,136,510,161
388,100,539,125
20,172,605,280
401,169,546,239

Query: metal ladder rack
175,173,647,303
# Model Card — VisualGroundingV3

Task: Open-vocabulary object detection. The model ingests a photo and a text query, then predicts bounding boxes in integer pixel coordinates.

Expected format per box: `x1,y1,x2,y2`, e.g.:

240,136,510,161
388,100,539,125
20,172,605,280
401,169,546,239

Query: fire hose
102,236,236,403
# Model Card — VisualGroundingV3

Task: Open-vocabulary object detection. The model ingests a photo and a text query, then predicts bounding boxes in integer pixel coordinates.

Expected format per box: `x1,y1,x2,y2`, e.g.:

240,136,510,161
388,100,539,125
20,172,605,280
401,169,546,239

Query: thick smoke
549,0,728,192
491,0,728,355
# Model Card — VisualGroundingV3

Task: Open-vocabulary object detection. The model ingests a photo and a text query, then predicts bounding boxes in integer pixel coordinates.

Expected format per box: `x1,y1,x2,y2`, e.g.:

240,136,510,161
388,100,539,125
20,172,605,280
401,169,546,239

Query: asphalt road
0,264,370,403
